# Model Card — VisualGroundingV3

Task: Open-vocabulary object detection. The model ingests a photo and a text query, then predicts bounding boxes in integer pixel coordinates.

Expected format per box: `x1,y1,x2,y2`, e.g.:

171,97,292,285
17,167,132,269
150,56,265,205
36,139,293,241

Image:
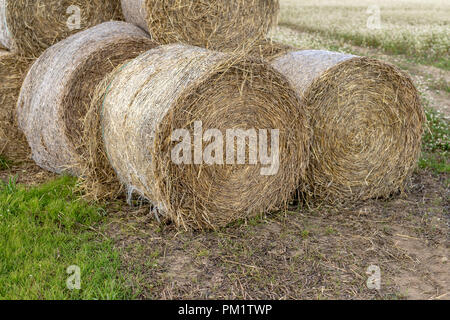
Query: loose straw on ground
17,21,156,176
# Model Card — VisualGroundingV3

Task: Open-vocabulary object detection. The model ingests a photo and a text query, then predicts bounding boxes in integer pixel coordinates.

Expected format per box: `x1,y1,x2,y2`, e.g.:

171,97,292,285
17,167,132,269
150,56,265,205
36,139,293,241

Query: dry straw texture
91,43,309,230
0,0,123,57
270,50,425,204
80,70,125,201
247,40,294,61
17,21,156,175
0,50,30,160
121,0,280,50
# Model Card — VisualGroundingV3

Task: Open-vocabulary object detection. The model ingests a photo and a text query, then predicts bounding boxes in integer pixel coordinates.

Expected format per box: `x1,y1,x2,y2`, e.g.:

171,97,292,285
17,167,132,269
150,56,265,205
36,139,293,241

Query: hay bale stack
17,21,156,175
271,50,425,203
91,43,309,229
121,0,280,50
0,0,123,56
0,51,30,160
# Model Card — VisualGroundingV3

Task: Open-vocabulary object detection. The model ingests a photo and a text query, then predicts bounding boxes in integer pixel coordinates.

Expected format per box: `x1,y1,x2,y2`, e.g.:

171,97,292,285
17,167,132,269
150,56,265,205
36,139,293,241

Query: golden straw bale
0,50,30,160
85,43,310,229
121,0,280,50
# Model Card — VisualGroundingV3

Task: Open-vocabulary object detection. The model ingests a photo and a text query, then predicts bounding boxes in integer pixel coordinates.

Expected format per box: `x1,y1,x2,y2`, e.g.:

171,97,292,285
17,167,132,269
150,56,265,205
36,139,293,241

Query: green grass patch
0,155,12,170
419,108,449,174
0,176,134,299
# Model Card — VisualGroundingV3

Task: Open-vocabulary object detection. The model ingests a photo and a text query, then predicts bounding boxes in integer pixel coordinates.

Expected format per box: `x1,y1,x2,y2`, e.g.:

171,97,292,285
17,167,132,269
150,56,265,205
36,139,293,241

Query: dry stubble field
0,0,448,299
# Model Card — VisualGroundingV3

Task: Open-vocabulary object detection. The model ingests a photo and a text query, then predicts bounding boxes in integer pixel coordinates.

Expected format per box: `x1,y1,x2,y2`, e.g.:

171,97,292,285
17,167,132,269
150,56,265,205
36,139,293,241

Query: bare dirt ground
98,170,447,300
2,125,448,299
0,161,56,186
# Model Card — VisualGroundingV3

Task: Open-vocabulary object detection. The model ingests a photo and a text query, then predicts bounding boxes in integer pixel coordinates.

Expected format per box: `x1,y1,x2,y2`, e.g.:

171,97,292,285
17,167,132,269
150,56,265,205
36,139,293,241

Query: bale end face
271,50,425,204
155,60,310,229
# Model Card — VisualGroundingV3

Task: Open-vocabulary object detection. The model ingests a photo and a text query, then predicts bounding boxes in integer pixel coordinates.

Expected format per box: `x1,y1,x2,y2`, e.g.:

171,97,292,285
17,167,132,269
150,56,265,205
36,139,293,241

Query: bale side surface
1,0,123,56
98,43,309,230
0,50,31,160
272,50,425,203
17,21,155,175
121,0,280,51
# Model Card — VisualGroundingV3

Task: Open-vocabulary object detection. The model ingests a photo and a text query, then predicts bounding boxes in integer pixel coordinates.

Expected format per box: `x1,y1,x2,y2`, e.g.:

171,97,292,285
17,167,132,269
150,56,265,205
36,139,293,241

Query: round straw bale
91,43,309,230
0,0,123,56
17,21,156,175
0,51,30,160
79,70,125,201
271,50,425,204
121,0,280,50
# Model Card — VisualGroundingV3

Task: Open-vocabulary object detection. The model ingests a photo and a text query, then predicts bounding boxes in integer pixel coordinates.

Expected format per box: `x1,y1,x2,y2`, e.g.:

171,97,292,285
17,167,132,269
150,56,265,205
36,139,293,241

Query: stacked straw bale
85,43,310,229
267,49,425,203
121,0,280,50
0,50,30,159
17,22,156,175
248,40,294,61
0,0,123,57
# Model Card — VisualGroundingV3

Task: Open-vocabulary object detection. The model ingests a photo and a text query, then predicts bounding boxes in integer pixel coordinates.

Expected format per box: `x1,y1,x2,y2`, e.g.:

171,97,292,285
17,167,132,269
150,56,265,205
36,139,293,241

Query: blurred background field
276,0,449,69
